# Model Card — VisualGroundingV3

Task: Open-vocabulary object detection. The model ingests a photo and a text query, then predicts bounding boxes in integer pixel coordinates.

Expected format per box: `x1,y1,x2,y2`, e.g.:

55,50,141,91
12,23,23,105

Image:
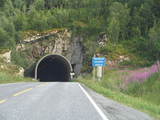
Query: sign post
92,57,106,81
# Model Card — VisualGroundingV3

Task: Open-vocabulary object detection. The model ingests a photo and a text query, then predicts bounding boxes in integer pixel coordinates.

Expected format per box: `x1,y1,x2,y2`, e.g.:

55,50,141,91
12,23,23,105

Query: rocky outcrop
66,36,84,76
0,60,24,76
16,29,84,76
17,67,24,76
0,51,11,63
107,55,130,67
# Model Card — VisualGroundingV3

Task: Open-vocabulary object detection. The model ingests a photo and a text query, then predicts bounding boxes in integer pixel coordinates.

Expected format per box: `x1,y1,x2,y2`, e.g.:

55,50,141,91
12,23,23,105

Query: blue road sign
92,57,106,67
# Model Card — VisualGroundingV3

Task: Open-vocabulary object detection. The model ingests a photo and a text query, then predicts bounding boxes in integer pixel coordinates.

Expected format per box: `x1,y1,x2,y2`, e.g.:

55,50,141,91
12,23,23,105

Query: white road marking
78,83,109,120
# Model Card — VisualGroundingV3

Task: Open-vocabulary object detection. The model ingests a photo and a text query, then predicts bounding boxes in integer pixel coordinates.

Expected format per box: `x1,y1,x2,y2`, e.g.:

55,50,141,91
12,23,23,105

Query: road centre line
13,88,33,97
0,99,7,104
78,83,109,120
0,83,47,104
36,83,48,88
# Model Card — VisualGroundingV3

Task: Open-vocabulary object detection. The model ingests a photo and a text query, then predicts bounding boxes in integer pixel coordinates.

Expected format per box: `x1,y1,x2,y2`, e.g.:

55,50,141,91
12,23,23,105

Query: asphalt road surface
0,82,152,120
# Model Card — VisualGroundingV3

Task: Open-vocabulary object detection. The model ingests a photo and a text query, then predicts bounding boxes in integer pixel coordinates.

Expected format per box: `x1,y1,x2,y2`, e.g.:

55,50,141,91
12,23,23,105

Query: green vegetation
0,72,34,84
0,0,160,67
124,73,160,106
0,0,160,117
0,57,34,84
78,69,160,119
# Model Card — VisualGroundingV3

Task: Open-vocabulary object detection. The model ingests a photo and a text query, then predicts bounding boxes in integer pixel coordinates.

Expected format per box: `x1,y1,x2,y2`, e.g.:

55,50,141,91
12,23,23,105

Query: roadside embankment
0,55,34,84
78,64,160,120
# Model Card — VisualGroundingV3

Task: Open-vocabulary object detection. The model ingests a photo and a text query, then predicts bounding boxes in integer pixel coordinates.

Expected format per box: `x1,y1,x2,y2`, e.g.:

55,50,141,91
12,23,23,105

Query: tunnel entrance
35,54,72,82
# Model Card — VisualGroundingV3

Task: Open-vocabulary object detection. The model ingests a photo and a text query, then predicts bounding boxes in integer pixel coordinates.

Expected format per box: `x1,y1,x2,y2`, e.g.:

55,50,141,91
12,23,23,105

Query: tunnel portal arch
35,54,72,82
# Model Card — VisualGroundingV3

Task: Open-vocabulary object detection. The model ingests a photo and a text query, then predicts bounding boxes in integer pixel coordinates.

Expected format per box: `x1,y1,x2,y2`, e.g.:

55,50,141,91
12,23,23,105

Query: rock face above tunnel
15,29,84,76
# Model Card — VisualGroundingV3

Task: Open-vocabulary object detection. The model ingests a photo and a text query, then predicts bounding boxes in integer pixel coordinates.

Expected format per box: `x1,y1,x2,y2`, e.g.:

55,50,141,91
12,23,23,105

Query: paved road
0,82,152,120
0,82,108,120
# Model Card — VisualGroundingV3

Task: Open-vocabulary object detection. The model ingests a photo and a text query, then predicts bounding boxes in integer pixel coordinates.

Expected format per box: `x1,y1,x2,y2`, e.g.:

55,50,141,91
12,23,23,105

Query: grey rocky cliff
16,29,84,76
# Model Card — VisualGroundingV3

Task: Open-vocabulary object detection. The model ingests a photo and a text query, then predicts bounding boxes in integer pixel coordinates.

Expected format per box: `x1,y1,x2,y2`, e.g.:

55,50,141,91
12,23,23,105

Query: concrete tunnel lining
35,54,72,82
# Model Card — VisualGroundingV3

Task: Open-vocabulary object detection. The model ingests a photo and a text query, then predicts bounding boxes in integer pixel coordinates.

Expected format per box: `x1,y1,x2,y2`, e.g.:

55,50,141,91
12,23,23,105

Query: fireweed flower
125,62,159,85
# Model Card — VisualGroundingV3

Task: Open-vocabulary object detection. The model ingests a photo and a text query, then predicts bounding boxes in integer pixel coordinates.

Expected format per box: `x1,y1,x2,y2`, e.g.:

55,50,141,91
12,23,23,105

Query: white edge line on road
78,83,109,120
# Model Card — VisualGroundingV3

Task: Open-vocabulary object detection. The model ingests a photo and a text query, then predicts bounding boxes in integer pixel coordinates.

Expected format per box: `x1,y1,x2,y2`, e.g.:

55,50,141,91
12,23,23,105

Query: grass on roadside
0,72,34,84
0,57,34,84
78,75,160,120
124,72,160,106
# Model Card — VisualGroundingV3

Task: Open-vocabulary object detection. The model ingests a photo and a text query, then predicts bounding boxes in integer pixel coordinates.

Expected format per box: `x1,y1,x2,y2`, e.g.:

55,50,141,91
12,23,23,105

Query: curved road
0,82,152,120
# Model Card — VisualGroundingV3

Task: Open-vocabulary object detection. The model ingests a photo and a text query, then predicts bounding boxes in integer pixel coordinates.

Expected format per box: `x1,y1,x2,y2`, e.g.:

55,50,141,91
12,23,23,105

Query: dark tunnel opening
35,55,72,82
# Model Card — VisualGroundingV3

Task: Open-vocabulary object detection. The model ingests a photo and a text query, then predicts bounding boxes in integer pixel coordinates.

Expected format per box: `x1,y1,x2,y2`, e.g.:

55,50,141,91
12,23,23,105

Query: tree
32,0,45,10
13,11,28,31
28,10,48,31
0,28,15,48
2,0,15,16
148,22,160,60
107,2,130,43
152,0,160,18
12,0,26,9
0,0,5,8
0,16,16,47
0,28,9,47
138,2,154,36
